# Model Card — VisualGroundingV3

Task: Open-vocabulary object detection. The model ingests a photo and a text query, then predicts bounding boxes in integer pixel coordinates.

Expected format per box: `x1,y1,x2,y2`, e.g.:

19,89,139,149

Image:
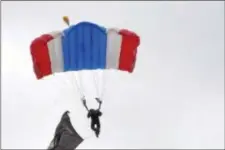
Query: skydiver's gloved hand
95,98,102,104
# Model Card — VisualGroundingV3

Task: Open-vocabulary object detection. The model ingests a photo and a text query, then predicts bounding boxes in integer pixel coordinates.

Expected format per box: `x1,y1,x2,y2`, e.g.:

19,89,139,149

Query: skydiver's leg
95,120,100,137
91,120,100,137
96,119,100,129
91,120,97,132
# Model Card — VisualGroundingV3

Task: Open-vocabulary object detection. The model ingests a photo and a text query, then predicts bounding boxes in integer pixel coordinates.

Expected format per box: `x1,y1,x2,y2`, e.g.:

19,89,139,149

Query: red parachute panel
30,34,53,79
118,29,140,73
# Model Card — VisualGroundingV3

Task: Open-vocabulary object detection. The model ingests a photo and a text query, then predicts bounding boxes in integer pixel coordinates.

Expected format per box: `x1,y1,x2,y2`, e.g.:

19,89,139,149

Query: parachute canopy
30,21,140,79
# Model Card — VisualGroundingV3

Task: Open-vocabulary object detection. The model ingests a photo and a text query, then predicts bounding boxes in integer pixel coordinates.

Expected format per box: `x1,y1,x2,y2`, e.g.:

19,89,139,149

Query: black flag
47,111,83,150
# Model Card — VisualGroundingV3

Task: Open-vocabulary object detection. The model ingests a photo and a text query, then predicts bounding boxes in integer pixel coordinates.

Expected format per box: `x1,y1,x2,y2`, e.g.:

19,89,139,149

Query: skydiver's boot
95,130,100,138
92,125,100,138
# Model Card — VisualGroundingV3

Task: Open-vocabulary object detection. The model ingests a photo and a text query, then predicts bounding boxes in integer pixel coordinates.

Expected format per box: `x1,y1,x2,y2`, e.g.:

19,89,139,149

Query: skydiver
82,97,102,138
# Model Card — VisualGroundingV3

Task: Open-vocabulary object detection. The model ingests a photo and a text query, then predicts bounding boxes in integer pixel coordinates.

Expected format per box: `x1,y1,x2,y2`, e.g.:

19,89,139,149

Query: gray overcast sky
1,1,224,149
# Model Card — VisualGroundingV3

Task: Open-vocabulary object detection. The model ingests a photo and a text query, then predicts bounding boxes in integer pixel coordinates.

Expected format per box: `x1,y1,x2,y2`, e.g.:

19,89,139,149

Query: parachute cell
106,28,123,69
47,31,64,73
30,34,54,79
62,22,107,71
119,29,140,73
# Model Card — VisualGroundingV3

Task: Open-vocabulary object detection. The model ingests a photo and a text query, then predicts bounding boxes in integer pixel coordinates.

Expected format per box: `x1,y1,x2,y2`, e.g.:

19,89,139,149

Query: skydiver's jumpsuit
87,109,102,137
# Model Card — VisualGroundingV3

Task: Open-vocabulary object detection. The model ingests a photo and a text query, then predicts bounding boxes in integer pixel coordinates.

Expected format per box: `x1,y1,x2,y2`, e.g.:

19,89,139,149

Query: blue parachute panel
62,22,107,71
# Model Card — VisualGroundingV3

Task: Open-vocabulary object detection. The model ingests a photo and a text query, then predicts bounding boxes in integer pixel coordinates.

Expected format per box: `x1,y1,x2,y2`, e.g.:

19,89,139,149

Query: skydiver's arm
82,98,89,111
98,103,102,110
95,98,102,110
84,104,89,111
